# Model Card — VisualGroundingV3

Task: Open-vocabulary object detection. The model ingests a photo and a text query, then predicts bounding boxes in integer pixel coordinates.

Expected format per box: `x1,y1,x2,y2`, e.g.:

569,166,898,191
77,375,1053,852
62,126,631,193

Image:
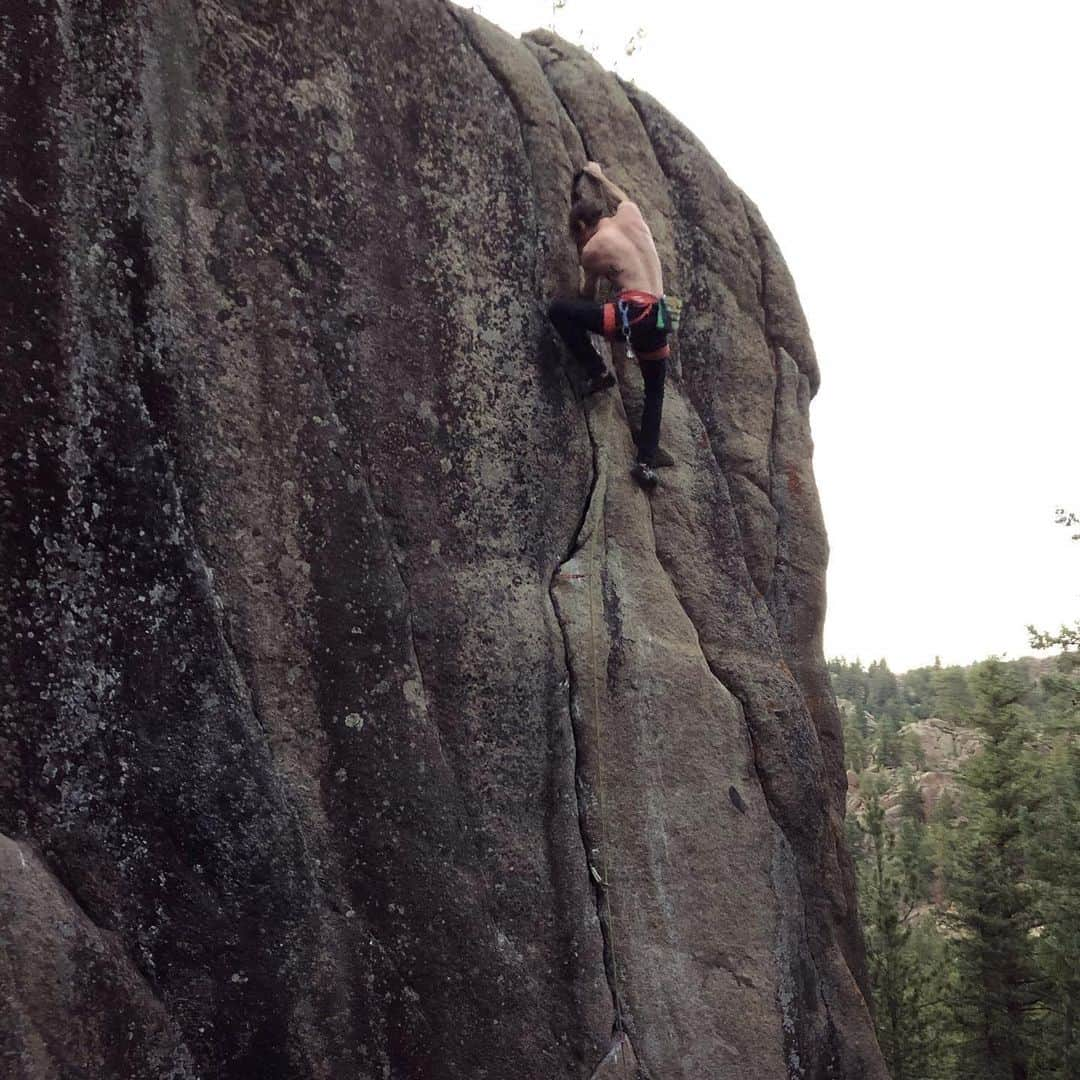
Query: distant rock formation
904,717,982,773
1,2,886,1077
848,717,981,823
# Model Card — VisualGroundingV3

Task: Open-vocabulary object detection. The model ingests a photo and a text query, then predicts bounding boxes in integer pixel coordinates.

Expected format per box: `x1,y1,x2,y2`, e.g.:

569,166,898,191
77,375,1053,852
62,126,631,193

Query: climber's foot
586,371,616,396
631,461,659,490
630,429,675,467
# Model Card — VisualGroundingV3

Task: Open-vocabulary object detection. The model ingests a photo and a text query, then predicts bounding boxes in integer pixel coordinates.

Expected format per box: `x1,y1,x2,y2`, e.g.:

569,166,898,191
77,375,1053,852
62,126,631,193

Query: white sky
467,0,1080,672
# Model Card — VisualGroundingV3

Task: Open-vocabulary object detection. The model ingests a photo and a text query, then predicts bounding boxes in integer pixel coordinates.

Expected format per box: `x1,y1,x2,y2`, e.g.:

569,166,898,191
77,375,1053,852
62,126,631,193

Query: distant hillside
833,652,1075,869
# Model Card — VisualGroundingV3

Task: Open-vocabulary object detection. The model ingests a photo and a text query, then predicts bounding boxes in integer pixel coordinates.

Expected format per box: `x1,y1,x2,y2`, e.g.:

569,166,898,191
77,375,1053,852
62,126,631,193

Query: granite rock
1,3,884,1076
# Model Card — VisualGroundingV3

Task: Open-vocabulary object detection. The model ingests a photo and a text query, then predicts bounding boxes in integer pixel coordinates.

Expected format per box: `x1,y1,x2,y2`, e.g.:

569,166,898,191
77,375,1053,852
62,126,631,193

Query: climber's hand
585,163,631,209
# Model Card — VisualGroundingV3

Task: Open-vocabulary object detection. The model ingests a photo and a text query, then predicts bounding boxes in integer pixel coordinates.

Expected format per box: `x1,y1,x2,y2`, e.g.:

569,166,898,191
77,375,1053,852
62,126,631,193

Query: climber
548,161,670,491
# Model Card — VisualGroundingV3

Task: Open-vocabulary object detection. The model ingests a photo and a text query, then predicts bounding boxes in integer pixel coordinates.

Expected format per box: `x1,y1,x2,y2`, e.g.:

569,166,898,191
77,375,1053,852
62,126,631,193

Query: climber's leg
636,356,667,468
625,304,669,489
548,299,616,390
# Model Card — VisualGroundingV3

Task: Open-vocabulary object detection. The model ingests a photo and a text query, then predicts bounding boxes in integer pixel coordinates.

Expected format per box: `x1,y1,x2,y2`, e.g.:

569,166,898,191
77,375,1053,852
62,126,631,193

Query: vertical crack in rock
737,188,786,588
522,36,598,163
549,397,630,1053
522,36,652,1067
452,15,636,1066
767,344,786,578
549,394,655,1078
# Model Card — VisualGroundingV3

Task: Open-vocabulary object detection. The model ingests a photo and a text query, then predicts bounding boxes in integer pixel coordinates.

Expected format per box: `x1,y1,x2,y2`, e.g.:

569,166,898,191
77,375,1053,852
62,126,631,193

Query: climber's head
570,192,606,248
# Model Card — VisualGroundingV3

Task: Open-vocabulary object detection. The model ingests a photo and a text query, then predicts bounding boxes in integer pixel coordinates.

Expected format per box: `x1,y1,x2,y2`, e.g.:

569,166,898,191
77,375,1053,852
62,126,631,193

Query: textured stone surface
0,833,195,1078
903,717,982,772
1,2,884,1077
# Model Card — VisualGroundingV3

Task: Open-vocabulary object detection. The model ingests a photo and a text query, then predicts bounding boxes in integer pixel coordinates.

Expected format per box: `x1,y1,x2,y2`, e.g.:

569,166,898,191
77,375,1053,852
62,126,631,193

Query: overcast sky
469,0,1079,672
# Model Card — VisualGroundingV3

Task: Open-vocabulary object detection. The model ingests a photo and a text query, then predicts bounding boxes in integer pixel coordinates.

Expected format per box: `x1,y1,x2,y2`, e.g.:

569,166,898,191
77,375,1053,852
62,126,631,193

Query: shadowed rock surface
1,2,885,1077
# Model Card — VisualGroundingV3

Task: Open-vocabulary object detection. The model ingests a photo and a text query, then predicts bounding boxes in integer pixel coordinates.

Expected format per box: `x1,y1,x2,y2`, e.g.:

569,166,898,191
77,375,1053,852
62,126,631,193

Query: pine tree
1024,506,1080,1075
896,770,932,902
899,768,926,823
829,656,870,716
926,786,959,907
1026,737,1080,1077
861,791,930,1078
868,658,901,717
909,918,963,1080
841,702,870,772
875,712,904,768
931,664,973,723
901,725,927,770
947,659,1039,1080
901,664,936,719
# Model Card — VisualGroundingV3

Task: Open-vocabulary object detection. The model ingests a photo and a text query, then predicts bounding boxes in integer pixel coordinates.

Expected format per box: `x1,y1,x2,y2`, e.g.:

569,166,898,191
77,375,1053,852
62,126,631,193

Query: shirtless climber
548,161,671,490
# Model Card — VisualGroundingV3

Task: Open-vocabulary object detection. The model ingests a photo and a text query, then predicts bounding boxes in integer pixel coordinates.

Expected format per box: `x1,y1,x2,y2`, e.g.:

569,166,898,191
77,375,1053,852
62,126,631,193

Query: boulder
905,717,981,771
0,2,884,1076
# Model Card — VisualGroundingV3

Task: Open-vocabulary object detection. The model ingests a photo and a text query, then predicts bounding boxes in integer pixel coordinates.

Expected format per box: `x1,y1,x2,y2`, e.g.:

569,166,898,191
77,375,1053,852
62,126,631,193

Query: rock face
0,3,885,1078
904,717,981,773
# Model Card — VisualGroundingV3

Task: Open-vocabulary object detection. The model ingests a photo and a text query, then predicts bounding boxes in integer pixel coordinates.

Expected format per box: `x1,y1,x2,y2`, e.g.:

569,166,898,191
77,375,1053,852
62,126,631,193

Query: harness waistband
617,291,665,331
618,289,663,302
612,291,670,360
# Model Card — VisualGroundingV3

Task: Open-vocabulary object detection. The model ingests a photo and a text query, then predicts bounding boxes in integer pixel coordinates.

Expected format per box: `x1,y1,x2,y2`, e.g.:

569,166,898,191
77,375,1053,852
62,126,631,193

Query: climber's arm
583,161,630,206
580,268,599,299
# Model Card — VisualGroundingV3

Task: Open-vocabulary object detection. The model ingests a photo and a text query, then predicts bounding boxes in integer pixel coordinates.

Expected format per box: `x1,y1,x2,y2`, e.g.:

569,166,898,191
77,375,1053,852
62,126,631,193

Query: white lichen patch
402,678,425,714
282,60,356,153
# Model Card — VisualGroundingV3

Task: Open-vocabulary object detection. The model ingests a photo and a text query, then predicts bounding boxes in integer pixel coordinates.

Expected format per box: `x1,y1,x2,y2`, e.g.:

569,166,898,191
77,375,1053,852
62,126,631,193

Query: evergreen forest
834,643,1079,1079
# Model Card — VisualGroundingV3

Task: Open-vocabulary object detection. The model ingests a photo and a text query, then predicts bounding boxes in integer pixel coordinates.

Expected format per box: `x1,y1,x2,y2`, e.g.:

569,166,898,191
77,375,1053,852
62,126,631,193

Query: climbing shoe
630,429,675,468
586,371,616,396
631,461,659,490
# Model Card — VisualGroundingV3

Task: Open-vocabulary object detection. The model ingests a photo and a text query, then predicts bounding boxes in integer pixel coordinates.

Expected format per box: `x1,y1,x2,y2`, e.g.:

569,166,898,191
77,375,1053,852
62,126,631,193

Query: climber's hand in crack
547,164,671,490
582,161,630,207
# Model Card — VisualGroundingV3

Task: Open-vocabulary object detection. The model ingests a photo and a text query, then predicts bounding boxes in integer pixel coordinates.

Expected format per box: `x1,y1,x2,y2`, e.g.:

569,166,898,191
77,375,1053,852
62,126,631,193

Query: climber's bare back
581,201,664,296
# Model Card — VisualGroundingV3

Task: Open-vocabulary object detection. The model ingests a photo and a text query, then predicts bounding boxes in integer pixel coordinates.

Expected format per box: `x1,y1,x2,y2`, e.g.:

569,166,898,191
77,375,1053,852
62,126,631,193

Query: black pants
548,298,668,467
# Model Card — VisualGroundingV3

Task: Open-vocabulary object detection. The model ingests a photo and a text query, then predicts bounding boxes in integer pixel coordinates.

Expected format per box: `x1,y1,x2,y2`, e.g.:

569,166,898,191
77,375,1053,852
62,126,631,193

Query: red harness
601,290,671,362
